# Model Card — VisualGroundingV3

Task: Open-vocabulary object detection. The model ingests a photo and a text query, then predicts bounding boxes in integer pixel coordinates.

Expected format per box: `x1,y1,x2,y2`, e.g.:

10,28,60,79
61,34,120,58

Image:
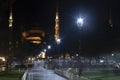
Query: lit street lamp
48,45,51,49
77,17,84,29
56,38,61,44
112,53,114,56
44,49,46,52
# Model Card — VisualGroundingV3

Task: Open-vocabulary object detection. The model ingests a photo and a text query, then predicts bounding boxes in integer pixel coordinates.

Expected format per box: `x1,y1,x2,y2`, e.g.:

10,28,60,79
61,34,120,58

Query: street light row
43,38,61,52
37,38,61,58
37,16,83,59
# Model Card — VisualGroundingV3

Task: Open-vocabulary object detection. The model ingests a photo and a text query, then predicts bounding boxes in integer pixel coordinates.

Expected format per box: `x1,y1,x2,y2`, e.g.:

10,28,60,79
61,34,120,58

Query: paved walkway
26,61,66,80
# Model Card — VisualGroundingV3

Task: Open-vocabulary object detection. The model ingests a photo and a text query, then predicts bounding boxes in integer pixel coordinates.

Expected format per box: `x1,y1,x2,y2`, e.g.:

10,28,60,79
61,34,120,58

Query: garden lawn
82,71,120,80
0,71,24,80
101,76,120,80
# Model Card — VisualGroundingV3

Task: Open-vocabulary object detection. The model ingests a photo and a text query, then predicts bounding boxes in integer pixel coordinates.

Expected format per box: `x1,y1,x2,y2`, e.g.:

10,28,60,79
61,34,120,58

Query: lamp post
76,17,84,56
56,38,61,45
76,17,84,77
56,38,61,59
56,39,61,53
47,45,51,58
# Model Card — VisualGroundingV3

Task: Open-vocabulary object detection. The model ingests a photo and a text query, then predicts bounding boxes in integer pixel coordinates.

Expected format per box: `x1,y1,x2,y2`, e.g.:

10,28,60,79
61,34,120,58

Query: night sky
0,0,120,56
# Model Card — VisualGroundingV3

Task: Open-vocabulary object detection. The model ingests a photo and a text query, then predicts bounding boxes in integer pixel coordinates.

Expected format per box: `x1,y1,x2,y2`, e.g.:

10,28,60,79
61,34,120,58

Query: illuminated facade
22,28,45,44
54,7,60,41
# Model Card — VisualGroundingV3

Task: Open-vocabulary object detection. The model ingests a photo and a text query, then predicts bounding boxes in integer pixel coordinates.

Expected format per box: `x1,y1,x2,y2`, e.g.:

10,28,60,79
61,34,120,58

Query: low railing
55,69,90,80
21,70,28,80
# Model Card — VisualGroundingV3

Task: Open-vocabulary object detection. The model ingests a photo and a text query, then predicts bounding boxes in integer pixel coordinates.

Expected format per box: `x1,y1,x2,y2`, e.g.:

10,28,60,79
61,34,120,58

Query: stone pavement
26,61,66,80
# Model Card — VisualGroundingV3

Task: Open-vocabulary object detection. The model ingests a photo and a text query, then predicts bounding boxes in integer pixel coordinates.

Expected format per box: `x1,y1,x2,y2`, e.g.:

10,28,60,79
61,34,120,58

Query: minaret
7,8,14,71
9,8,13,28
9,8,13,51
8,8,14,54
54,6,60,42
109,9,113,27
